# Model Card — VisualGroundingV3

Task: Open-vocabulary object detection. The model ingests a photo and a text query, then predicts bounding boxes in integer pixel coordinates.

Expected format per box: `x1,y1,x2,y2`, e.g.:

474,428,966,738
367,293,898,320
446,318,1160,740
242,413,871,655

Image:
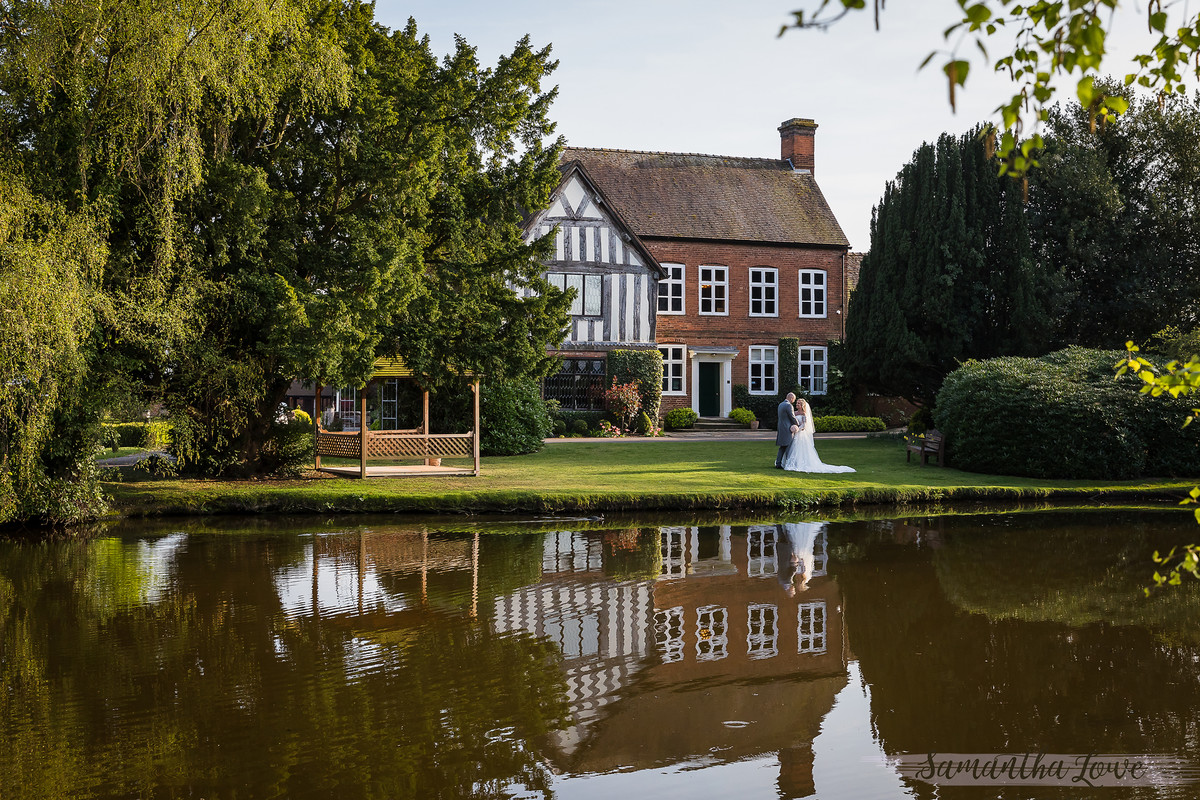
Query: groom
775,392,800,468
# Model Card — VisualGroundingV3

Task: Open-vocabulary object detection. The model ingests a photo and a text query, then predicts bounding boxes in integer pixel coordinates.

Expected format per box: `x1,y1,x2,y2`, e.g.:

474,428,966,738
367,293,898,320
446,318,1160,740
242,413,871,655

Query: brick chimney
779,118,817,174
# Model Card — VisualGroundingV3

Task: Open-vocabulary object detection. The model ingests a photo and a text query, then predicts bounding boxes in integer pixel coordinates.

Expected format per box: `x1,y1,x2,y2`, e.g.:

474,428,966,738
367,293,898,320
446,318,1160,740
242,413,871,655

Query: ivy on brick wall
779,337,799,395
607,349,663,421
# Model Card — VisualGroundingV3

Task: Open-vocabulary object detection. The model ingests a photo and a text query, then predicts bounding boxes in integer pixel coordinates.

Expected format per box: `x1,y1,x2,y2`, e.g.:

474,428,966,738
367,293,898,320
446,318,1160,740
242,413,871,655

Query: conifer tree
845,131,1055,405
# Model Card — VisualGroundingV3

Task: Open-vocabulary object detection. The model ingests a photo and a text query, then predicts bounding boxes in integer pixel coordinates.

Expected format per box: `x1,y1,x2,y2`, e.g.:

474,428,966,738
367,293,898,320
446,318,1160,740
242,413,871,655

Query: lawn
100,437,1200,518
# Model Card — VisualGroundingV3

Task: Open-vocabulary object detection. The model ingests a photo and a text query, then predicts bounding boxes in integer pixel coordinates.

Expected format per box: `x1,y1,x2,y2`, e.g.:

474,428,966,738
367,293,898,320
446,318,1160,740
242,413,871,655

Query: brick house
533,118,850,418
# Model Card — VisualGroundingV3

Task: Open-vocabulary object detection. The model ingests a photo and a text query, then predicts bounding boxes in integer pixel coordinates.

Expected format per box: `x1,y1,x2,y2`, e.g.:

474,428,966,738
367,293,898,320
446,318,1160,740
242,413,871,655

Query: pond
3,509,1200,799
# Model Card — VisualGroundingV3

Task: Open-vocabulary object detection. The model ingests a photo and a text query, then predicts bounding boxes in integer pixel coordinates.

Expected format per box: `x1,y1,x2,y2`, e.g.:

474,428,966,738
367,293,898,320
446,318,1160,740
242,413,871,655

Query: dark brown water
3,509,1200,799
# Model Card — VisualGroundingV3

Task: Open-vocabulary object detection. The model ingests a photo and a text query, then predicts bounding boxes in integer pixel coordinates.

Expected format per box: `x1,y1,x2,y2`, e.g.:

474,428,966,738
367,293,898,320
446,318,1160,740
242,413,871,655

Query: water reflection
1,511,1199,799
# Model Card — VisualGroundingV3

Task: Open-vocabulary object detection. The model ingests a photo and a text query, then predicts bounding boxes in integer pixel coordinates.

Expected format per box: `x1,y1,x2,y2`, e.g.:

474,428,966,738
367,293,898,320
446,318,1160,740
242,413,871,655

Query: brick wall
648,238,846,411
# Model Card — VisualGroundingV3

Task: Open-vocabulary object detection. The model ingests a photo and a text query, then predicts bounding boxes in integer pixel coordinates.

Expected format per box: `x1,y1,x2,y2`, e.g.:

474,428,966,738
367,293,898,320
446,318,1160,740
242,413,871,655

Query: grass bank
100,437,1200,518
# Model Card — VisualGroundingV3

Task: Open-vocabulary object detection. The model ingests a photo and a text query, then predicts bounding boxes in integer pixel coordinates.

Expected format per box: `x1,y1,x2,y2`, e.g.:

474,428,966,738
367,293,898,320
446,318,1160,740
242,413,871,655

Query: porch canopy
313,358,480,479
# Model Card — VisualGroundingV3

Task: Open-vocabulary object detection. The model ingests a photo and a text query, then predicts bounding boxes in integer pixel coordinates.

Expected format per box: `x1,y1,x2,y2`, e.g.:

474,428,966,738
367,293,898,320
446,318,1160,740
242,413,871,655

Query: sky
373,1,1175,251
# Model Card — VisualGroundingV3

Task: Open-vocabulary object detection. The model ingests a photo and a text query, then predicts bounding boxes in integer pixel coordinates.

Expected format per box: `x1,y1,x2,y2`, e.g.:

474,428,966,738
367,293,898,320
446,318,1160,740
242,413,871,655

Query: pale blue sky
374,1,1173,250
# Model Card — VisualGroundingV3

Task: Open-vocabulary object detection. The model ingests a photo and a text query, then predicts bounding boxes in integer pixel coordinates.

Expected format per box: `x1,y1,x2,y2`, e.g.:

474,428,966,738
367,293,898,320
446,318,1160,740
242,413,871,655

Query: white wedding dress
781,410,855,473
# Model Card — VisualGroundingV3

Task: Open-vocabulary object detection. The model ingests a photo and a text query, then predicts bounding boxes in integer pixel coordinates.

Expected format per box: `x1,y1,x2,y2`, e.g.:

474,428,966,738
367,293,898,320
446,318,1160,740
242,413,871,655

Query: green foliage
606,349,663,422
784,1,1200,177
0,1,570,495
571,419,590,435
732,385,782,430
634,411,654,435
815,340,854,415
1028,90,1200,347
729,408,756,425
846,129,1056,405
102,423,171,450
551,419,567,437
480,380,552,456
664,408,698,430
0,172,108,526
257,416,313,478
813,416,886,433
936,347,1200,478
778,337,799,397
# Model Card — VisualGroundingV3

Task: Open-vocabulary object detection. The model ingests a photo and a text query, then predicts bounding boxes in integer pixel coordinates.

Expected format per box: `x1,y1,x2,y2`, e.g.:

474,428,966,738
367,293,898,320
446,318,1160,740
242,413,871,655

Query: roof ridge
564,145,783,165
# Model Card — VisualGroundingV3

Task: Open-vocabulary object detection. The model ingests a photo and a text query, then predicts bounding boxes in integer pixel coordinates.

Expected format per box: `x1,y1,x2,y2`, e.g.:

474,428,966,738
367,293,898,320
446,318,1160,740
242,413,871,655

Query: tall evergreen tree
845,130,1056,405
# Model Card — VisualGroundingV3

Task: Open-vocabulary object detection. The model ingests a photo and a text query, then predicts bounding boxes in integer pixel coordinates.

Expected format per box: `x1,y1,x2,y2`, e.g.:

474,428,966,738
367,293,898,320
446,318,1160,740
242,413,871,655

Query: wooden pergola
313,358,480,479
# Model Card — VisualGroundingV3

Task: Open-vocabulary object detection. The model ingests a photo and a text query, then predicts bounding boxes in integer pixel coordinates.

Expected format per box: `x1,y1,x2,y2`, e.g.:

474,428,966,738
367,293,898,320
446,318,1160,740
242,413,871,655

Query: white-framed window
747,604,779,660
747,525,778,577
797,601,827,654
658,263,685,314
381,379,398,429
798,270,827,317
547,272,603,316
696,605,728,661
660,345,686,395
798,346,828,395
336,386,360,430
655,607,685,664
749,346,777,395
749,268,778,316
699,266,728,315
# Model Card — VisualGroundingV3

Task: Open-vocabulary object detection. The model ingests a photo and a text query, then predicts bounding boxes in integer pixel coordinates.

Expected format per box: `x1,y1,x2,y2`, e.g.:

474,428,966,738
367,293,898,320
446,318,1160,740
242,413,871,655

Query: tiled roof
561,147,849,248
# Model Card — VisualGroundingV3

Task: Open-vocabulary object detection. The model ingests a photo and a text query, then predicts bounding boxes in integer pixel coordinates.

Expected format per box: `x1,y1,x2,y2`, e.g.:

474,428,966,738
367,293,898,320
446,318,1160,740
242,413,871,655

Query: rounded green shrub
729,407,756,425
481,379,552,456
552,419,567,437
634,410,653,435
935,347,1200,479
664,408,698,430
572,419,589,435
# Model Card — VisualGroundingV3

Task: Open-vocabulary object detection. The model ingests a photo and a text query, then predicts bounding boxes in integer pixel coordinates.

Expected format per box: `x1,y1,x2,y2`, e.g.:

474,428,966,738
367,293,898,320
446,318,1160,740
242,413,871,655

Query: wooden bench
906,429,945,466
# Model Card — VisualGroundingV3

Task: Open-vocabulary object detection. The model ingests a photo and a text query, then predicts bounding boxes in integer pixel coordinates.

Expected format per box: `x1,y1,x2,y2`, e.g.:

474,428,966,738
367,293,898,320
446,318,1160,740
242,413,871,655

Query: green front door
698,362,720,417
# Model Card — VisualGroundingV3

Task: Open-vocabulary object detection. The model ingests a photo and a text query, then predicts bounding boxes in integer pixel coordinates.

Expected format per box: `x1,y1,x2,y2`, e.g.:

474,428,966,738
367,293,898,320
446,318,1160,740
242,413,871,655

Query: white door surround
688,347,738,417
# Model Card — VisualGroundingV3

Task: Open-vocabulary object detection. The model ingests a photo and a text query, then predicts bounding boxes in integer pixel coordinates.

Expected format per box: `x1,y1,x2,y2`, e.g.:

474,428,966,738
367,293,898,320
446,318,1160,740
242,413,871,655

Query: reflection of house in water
493,525,848,799
280,524,849,798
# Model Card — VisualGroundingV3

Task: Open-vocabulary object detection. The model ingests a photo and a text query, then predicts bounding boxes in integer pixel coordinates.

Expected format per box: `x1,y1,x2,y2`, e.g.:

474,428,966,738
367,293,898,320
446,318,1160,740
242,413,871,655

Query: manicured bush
935,347,1200,479
634,411,653,435
481,379,553,456
664,408,698,430
813,416,886,433
607,349,663,423
571,418,589,435
729,407,756,425
552,419,567,437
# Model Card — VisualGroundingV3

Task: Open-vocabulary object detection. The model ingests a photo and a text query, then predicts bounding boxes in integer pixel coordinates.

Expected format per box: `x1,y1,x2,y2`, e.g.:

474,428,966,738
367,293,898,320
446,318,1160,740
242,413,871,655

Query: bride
781,398,855,473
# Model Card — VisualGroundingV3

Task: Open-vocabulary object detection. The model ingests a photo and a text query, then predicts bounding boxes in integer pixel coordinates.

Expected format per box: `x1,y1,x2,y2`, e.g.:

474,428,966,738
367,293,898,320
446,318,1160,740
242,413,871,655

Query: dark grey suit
776,400,800,467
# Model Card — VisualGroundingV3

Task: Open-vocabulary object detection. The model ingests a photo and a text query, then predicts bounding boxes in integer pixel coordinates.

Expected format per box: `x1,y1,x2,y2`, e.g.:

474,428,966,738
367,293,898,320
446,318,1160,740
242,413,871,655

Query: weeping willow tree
0,1,569,521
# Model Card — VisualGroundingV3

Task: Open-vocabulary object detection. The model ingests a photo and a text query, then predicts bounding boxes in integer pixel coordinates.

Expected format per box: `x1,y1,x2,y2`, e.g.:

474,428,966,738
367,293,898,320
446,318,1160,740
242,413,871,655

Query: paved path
544,429,887,444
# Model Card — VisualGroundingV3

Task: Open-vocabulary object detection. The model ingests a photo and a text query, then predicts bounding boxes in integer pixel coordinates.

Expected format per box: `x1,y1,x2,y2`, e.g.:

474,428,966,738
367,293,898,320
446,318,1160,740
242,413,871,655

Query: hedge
607,349,663,422
935,347,1200,479
664,408,698,430
813,416,886,433
103,422,171,450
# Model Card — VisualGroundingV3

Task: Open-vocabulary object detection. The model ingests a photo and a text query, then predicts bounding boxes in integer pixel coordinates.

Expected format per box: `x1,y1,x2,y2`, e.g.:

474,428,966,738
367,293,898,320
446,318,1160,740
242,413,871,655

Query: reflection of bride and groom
774,392,854,474
776,522,823,598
